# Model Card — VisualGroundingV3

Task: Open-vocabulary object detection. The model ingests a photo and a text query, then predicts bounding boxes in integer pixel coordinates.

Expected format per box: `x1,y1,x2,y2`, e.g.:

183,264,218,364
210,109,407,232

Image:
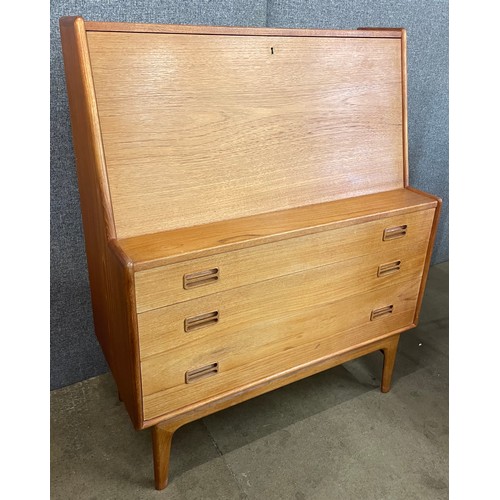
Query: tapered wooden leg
381,335,400,393
152,423,175,490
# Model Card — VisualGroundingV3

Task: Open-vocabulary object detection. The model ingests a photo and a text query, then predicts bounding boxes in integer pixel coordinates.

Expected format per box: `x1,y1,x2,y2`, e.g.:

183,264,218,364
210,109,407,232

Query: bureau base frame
149,332,401,490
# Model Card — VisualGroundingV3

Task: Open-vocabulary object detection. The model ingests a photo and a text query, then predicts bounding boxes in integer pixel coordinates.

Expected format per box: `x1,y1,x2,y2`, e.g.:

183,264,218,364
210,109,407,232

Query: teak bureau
59,17,441,490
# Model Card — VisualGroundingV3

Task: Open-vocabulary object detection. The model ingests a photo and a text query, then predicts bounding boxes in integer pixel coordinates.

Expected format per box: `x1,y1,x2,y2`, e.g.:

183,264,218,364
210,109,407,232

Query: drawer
141,278,420,420
134,208,435,312
138,244,428,359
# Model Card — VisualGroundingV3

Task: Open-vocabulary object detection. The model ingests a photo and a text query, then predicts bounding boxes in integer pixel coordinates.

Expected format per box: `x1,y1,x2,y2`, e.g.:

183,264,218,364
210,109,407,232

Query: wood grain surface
87,32,404,238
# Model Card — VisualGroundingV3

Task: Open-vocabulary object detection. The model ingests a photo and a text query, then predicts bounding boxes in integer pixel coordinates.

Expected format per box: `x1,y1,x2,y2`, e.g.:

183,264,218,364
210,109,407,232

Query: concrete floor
51,262,448,499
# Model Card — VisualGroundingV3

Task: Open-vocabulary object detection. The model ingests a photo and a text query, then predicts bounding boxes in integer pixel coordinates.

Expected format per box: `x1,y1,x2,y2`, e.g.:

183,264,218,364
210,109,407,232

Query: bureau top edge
113,188,438,272
65,17,404,38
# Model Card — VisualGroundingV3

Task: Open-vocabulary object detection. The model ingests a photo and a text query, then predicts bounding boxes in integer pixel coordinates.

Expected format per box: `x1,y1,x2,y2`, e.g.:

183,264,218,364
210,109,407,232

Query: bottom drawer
142,279,420,420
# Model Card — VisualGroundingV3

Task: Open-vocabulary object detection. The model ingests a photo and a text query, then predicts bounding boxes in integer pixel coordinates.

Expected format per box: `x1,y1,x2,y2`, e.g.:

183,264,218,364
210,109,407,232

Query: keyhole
271,47,274,55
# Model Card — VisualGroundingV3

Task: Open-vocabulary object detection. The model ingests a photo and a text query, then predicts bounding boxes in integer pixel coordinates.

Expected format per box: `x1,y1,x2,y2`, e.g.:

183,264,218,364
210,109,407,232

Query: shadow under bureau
59,17,441,490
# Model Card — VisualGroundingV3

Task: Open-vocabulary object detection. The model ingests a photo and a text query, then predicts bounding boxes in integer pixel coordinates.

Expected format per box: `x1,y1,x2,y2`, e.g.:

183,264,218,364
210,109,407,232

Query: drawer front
141,279,420,420
135,208,435,312
138,244,428,359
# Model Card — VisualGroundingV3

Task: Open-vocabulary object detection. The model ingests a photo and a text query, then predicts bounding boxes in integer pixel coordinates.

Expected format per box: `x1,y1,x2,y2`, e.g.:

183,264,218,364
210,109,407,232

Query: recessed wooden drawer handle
184,310,219,332
183,268,219,289
383,225,407,241
371,305,394,320
377,260,401,277
185,362,219,383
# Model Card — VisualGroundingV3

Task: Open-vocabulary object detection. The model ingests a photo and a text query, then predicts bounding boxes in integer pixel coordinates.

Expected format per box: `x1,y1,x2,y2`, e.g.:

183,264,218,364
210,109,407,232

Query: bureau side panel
60,16,113,362
59,17,142,428
407,188,443,322
86,32,404,238
105,247,143,428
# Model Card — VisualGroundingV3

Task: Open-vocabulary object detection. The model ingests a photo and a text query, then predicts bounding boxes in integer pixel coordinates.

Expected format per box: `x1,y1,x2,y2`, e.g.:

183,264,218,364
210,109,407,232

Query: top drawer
135,208,435,313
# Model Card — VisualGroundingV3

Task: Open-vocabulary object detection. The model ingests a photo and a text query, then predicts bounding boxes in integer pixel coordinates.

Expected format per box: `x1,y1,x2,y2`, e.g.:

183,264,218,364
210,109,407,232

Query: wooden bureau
59,17,441,490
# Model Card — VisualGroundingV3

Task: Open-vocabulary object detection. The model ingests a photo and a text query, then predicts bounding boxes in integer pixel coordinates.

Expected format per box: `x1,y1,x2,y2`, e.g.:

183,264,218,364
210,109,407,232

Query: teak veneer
59,17,441,490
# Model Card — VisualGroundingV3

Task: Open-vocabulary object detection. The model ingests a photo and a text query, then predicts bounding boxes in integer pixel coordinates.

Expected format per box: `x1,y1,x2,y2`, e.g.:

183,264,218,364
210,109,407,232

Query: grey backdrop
51,0,448,390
